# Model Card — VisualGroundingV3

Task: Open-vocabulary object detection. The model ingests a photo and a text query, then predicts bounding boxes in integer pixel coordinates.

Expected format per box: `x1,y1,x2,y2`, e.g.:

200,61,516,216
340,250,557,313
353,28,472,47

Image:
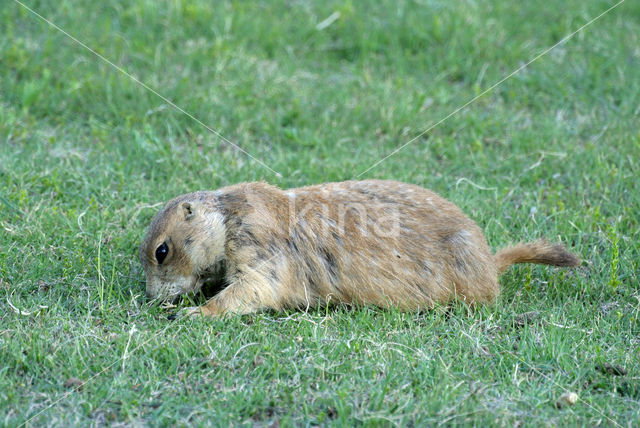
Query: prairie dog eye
155,242,169,265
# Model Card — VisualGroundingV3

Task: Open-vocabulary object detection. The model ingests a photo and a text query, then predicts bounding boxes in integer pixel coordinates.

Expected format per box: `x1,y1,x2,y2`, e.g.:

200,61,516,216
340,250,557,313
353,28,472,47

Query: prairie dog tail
494,239,580,275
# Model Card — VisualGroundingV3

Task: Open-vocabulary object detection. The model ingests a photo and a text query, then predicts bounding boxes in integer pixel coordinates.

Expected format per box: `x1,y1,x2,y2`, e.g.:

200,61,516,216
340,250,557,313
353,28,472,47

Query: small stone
64,377,84,390
513,311,541,327
599,302,619,313
555,392,578,408
38,280,50,292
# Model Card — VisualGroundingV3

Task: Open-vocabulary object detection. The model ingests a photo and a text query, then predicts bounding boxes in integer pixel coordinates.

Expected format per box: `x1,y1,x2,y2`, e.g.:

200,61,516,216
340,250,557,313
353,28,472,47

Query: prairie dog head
139,193,226,301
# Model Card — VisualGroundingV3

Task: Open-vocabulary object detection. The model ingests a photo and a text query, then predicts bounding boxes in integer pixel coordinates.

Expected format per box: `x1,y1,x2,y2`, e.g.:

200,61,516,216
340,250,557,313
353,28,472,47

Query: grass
1,0,639,425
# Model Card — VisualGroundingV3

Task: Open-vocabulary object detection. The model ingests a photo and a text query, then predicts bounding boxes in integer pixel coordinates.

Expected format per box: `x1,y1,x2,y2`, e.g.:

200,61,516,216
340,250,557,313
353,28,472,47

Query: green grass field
2,0,639,425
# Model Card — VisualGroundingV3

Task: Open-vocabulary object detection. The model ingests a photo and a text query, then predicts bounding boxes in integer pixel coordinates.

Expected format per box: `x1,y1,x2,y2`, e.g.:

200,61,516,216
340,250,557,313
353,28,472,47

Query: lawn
1,0,639,426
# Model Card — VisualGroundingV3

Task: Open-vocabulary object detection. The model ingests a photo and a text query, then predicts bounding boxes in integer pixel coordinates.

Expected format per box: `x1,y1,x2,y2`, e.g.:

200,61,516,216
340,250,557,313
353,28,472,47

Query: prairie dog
139,180,579,317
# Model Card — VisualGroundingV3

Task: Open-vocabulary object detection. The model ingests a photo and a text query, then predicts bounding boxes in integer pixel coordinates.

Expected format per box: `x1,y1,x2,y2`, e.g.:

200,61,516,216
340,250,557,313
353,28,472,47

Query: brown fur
139,180,580,317
494,240,580,275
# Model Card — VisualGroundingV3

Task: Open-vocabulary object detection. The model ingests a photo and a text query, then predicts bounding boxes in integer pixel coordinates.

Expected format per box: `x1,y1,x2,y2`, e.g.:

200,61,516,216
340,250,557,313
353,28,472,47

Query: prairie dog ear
182,202,196,221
